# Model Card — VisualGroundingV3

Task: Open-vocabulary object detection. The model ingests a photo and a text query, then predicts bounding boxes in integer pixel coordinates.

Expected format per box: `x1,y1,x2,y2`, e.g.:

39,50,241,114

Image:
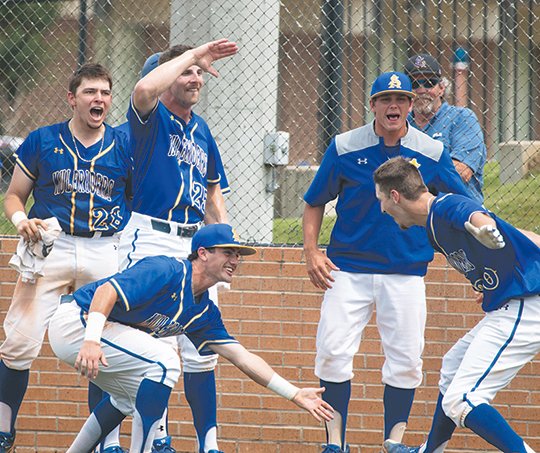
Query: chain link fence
1,0,538,243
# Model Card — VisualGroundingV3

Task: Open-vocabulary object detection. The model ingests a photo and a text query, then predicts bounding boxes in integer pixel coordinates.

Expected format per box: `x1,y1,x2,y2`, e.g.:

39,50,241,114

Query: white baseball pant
439,295,540,427
315,271,426,387
0,232,120,370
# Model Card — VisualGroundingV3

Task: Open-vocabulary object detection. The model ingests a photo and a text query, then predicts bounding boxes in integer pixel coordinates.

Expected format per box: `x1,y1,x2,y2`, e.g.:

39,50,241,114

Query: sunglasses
412,78,440,89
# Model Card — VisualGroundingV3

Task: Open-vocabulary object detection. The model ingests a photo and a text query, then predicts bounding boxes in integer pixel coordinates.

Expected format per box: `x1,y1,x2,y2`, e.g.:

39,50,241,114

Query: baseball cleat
321,444,350,453
383,439,420,453
102,447,129,453
152,435,176,452
207,450,224,453
0,431,14,453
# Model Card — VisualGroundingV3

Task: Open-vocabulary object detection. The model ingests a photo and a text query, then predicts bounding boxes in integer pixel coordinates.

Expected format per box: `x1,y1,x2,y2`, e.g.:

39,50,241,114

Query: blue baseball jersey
409,102,486,203
304,121,470,275
127,99,230,224
73,255,237,355
427,193,540,311
14,121,131,235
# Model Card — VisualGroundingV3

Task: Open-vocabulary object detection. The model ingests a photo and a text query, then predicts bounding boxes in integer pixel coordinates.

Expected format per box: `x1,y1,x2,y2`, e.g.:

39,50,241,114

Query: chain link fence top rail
0,0,538,244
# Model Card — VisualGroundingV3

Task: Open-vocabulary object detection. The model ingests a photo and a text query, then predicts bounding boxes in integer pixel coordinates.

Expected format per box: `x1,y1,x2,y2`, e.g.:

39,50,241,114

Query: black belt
150,219,199,237
72,230,117,238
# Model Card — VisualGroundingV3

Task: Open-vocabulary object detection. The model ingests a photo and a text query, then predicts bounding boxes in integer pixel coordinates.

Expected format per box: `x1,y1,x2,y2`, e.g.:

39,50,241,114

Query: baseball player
373,156,540,453
404,54,487,204
94,39,238,453
303,72,471,453
48,224,334,453
0,63,132,452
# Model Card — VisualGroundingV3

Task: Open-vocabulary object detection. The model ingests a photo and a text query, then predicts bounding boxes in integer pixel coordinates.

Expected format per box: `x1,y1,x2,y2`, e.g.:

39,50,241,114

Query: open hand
192,39,239,77
464,222,505,249
292,387,334,422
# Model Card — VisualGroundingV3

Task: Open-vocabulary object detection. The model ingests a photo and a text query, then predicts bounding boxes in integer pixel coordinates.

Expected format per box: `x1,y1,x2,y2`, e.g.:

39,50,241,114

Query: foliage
0,1,60,127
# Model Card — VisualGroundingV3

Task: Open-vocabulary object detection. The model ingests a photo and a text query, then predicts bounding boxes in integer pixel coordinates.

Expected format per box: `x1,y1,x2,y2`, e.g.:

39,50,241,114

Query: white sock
67,414,102,453
203,426,218,452
0,402,12,432
153,408,169,441
101,425,121,450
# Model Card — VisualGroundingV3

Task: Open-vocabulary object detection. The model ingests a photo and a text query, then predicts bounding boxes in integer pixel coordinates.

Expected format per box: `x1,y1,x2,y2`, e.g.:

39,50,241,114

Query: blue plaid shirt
409,102,486,203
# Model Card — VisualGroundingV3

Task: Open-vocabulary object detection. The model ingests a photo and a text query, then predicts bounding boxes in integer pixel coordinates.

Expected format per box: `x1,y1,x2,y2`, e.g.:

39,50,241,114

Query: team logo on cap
409,158,421,169
232,228,242,242
413,55,428,69
388,74,402,89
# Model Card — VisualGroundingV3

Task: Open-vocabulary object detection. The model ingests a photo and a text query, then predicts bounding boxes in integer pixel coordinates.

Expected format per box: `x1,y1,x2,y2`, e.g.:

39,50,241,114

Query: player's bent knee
315,355,354,382
147,350,181,388
441,391,471,428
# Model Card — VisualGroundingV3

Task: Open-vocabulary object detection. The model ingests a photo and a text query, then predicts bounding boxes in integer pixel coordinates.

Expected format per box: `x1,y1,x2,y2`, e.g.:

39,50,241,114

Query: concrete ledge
498,140,540,184
274,165,336,218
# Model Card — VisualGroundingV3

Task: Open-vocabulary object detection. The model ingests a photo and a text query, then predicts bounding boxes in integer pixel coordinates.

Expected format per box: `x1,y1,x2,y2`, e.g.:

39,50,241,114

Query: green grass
273,161,540,245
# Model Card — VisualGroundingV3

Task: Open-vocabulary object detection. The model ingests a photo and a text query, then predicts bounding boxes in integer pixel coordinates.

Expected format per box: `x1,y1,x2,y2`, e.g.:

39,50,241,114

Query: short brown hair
373,157,428,200
159,44,194,65
68,63,112,94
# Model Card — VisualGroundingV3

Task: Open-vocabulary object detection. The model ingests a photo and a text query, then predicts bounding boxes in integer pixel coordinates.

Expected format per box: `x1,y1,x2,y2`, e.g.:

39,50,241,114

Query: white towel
9,217,62,283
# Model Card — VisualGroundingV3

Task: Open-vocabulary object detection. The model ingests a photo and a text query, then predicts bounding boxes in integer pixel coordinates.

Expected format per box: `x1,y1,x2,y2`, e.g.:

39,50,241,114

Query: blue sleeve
448,109,486,174
303,140,342,206
126,96,160,164
109,256,179,311
436,194,489,231
185,302,237,355
13,130,41,181
428,147,471,197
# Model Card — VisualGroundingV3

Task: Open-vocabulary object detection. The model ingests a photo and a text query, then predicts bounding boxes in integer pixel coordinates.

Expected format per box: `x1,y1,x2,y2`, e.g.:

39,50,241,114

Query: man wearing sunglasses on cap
404,54,486,204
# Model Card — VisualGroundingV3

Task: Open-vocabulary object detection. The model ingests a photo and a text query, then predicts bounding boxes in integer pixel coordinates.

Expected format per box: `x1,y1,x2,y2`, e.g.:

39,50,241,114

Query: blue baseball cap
370,71,415,100
191,224,257,256
140,52,162,79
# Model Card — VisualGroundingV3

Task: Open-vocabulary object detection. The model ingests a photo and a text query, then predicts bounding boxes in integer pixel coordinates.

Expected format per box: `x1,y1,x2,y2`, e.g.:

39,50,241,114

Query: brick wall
0,237,539,452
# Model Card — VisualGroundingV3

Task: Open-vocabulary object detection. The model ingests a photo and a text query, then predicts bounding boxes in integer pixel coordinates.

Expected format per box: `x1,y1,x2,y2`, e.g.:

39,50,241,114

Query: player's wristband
11,211,27,228
84,312,107,343
267,373,299,400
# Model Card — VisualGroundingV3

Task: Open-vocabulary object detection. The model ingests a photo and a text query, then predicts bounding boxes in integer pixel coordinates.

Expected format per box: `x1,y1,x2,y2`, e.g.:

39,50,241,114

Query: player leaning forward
374,157,540,453
48,224,334,453
0,64,131,451
303,72,471,453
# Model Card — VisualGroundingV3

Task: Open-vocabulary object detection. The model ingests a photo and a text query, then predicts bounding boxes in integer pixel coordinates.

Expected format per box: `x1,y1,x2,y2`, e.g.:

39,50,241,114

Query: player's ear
67,91,76,109
390,189,400,204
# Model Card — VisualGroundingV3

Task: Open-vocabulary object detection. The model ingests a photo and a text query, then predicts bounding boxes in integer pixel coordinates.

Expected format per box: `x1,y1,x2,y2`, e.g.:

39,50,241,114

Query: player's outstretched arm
75,282,117,379
517,228,540,248
464,212,505,249
210,342,334,422
303,203,339,290
4,165,48,242
133,38,238,117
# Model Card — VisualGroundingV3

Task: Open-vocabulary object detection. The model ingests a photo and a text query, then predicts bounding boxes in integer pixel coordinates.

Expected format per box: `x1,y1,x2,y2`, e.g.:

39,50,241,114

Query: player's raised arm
132,38,238,117
210,342,334,422
74,282,118,379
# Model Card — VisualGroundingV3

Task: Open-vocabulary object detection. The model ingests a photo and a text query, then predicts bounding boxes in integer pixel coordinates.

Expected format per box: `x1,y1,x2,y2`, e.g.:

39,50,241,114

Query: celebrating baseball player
0,63,132,452
303,72,471,453
91,38,238,453
48,224,334,453
373,156,540,453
